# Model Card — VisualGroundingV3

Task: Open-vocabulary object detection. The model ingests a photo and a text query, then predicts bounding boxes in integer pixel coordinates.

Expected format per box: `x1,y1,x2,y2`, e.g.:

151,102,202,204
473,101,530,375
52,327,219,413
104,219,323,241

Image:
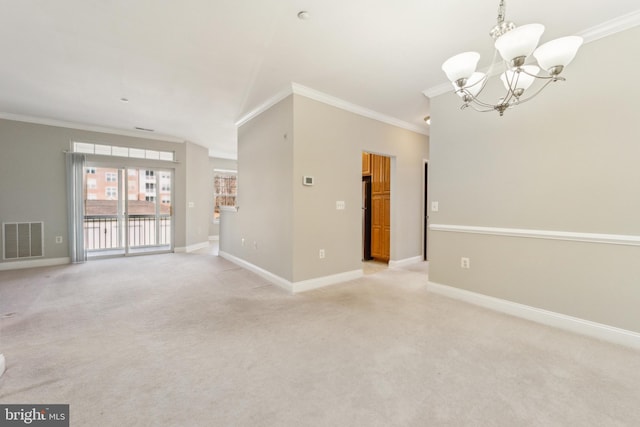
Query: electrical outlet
319,249,325,259
461,257,470,269
336,201,345,210
431,201,439,212
55,236,63,244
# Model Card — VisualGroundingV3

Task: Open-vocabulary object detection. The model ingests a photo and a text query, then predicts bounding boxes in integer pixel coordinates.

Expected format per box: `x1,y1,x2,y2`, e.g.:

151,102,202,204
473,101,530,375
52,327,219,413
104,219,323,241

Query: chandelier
441,0,583,116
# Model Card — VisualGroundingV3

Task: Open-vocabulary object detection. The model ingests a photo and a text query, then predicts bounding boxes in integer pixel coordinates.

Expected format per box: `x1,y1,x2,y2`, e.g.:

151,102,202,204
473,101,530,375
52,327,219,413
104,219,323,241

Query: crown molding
291,83,428,135
423,10,640,99
578,9,640,43
0,112,185,143
234,85,293,127
236,82,428,136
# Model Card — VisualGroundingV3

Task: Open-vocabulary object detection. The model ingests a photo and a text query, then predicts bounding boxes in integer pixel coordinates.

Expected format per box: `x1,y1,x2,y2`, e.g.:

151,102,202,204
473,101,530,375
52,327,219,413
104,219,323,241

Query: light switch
188,202,195,208
336,201,345,210
431,201,439,212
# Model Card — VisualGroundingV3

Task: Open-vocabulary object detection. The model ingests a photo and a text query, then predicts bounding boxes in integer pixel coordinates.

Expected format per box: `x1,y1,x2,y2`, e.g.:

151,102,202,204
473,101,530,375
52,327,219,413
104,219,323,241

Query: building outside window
106,187,117,199
213,170,237,222
106,172,117,182
87,179,97,189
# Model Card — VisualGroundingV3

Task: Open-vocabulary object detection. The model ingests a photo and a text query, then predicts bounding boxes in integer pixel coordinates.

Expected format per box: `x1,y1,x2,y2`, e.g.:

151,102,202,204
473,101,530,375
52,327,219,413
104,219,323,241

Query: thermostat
303,176,314,186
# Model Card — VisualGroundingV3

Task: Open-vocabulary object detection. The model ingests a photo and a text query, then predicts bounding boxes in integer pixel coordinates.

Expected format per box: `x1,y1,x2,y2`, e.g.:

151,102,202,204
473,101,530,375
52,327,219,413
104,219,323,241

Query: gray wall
184,141,211,247
0,119,211,263
428,26,640,332
221,96,294,280
208,157,238,237
221,93,429,283
292,95,429,281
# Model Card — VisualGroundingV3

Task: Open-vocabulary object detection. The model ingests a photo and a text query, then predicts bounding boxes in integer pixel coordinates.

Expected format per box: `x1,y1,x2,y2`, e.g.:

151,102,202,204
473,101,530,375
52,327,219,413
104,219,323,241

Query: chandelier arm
519,69,557,81
466,95,503,109
505,69,520,99
463,103,498,113
510,78,557,105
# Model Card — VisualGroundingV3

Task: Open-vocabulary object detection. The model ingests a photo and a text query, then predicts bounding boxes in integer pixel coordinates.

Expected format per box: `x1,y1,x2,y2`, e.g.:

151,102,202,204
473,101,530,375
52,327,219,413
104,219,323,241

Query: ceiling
1,1,638,158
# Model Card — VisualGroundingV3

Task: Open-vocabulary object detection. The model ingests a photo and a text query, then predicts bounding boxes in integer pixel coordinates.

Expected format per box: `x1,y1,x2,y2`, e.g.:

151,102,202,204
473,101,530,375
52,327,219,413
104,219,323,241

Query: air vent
3,222,44,260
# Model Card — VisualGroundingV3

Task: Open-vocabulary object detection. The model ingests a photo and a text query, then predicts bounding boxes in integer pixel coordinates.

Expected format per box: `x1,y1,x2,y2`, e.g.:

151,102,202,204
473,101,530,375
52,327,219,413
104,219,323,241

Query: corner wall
221,92,429,287
221,96,294,281
428,26,640,332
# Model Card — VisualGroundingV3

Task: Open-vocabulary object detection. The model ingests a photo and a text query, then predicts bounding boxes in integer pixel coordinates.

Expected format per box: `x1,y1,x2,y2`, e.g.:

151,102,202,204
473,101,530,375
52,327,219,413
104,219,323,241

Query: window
87,179,97,189
161,198,171,204
87,194,97,200
106,187,117,198
106,172,117,182
86,167,96,174
73,142,175,162
145,196,156,202
145,170,155,178
161,184,171,192
213,170,237,222
146,183,156,192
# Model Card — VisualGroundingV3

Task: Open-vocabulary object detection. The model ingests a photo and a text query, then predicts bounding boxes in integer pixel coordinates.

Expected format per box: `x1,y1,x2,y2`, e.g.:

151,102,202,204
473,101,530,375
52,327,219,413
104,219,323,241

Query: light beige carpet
1,249,639,426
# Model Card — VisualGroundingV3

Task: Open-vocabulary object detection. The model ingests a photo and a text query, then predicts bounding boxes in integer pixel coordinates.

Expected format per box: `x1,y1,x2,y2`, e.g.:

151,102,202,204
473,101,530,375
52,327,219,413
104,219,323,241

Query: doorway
362,176,372,261
84,166,173,257
424,161,428,261
362,152,390,263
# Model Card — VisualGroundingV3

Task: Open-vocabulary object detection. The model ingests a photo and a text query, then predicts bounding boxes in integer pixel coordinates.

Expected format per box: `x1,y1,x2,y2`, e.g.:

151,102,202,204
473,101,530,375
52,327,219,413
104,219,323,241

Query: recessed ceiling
0,1,638,158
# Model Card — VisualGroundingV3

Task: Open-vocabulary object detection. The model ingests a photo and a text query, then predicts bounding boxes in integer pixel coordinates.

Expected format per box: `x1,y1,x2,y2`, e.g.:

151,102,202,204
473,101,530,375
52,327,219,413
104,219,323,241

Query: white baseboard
209,235,220,241
219,251,293,292
427,281,640,350
0,257,70,271
292,270,363,293
0,353,5,377
389,256,423,268
219,251,362,293
174,241,209,253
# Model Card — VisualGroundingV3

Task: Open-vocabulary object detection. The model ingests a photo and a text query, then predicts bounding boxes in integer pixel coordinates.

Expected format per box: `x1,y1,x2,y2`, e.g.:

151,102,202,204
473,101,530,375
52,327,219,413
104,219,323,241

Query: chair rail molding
429,224,640,247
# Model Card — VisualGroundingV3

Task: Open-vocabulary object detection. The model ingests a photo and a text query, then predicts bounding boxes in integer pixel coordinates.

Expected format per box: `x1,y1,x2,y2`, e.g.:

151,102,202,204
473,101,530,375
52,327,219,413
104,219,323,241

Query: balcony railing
84,215,171,250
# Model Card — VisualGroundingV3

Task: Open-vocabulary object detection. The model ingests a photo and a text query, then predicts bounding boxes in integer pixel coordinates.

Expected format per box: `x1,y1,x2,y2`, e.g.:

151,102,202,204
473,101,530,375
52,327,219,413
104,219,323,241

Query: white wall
428,26,640,332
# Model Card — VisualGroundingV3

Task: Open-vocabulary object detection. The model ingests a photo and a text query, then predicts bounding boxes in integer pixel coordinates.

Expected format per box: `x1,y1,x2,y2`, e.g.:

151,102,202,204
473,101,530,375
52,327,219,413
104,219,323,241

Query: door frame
84,163,175,258
423,159,429,261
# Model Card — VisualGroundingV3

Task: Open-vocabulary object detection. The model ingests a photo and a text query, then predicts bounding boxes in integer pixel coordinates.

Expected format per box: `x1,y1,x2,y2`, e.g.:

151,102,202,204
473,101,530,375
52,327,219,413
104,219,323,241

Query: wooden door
362,152,371,176
370,153,390,262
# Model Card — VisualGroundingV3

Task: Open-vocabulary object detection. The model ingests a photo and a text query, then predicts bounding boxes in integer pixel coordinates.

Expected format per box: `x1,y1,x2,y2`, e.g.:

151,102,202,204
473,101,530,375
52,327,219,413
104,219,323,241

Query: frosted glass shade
442,52,480,83
453,72,486,97
533,36,583,71
494,24,545,62
500,65,540,91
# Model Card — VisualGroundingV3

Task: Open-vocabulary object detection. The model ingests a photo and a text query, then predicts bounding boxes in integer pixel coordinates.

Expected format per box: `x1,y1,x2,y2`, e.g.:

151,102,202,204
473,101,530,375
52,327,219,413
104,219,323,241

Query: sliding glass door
126,168,172,253
84,166,173,257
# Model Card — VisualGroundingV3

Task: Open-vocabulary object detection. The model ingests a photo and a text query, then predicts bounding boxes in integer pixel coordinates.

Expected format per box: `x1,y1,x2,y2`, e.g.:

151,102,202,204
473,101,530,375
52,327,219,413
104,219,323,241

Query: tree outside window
214,171,237,222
